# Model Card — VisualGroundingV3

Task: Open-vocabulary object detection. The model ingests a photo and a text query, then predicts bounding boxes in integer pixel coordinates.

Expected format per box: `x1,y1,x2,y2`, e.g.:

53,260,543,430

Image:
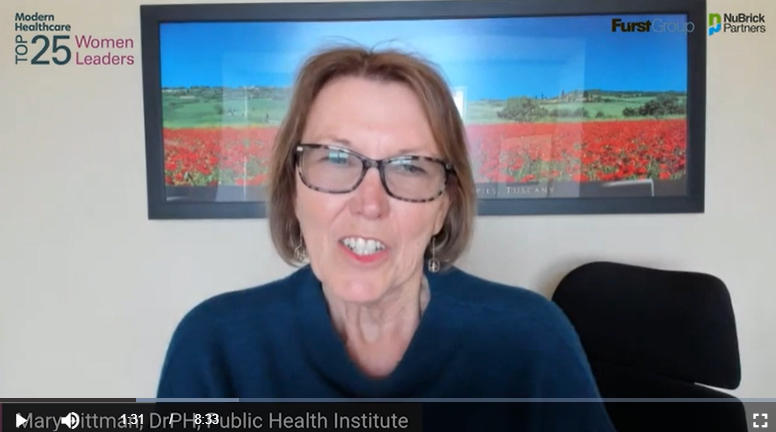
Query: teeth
341,237,386,255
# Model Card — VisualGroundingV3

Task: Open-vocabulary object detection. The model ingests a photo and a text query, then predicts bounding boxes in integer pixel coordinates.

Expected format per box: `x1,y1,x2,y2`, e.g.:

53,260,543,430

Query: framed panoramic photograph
140,0,706,219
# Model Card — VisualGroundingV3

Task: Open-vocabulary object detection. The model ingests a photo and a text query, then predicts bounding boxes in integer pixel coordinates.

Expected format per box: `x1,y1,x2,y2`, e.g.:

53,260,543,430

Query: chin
327,278,388,305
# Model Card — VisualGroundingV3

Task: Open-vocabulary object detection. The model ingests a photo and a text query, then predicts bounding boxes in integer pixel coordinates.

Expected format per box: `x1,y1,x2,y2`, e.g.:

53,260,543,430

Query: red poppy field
162,119,686,186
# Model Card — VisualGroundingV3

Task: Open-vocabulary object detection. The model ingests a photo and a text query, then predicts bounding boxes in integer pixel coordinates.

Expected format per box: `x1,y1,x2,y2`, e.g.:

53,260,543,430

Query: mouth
339,236,388,256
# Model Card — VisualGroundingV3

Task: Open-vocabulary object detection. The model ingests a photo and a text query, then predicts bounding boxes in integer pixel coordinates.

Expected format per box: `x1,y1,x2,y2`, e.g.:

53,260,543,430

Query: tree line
497,94,685,122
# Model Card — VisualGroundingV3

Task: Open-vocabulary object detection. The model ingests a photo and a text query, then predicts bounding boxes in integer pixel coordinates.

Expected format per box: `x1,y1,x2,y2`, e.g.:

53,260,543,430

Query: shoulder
429,266,570,333
171,266,309,334
428,267,587,363
430,267,604,398
156,267,312,397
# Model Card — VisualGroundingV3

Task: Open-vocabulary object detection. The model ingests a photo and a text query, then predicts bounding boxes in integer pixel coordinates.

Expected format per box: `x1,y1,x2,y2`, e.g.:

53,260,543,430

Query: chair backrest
551,261,741,390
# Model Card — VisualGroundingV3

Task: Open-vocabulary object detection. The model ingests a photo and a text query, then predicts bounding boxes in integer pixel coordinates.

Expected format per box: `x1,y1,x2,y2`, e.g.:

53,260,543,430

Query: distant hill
538,89,687,104
159,86,687,127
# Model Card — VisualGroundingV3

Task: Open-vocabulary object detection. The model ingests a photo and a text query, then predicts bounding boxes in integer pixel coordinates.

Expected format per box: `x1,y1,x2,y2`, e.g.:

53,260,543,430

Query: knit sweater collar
294,265,464,398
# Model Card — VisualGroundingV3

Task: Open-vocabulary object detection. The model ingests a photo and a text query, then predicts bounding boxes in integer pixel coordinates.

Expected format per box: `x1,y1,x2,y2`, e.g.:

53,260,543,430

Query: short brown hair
267,44,477,271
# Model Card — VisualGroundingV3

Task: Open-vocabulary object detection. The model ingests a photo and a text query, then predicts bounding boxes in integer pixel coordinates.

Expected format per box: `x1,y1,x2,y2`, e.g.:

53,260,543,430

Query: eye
321,150,351,165
328,150,348,164
391,159,428,175
402,164,424,173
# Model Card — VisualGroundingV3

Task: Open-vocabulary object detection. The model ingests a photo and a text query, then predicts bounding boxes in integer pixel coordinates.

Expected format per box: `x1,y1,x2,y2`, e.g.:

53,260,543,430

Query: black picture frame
140,0,706,220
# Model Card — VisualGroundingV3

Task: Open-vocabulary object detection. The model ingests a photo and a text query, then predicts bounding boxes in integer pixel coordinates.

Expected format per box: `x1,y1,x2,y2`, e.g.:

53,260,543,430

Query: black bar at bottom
3,403,421,432
1,401,762,432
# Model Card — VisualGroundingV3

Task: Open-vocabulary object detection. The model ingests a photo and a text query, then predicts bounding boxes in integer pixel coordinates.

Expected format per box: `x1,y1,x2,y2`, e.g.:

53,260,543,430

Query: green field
465,97,685,124
161,87,687,128
162,94,288,128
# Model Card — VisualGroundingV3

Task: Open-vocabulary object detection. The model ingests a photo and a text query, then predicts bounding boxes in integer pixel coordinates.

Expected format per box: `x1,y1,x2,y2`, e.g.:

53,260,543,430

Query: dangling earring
427,236,440,273
294,237,308,263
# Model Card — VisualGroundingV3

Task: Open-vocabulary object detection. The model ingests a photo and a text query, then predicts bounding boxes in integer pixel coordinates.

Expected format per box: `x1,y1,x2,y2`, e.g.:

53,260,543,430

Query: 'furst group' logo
611,18,695,33
708,12,766,35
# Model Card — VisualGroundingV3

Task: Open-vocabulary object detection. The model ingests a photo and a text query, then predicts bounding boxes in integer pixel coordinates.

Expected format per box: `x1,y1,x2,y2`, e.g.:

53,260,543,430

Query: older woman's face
295,76,450,304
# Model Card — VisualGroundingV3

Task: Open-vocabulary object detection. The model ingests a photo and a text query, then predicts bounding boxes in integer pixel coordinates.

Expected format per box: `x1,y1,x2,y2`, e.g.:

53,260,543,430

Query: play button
17,413,29,427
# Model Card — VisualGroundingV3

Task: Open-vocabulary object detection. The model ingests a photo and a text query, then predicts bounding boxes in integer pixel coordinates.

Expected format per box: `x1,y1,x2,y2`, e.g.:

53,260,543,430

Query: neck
324,273,431,345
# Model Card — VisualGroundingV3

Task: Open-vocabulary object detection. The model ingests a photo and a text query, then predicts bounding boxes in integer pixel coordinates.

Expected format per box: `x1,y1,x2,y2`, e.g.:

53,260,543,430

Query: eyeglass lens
299,146,447,201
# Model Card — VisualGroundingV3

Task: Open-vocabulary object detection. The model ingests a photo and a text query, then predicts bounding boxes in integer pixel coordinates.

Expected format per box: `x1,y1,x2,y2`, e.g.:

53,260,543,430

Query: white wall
1,0,774,398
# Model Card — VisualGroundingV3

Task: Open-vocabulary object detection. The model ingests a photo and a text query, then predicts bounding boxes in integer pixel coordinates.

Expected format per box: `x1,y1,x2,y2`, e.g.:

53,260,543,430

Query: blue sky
159,14,689,100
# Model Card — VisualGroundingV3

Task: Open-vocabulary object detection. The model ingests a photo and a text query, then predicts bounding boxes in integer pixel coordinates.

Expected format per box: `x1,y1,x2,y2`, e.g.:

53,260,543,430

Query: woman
157,45,614,431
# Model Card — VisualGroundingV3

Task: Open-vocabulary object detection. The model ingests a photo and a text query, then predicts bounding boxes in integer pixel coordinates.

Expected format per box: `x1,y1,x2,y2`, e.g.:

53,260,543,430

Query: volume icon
61,413,80,429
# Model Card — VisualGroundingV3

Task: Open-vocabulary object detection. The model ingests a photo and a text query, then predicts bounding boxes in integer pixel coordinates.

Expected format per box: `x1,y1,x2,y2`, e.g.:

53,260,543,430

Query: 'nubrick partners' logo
709,13,722,35
13,12,136,66
708,12,766,35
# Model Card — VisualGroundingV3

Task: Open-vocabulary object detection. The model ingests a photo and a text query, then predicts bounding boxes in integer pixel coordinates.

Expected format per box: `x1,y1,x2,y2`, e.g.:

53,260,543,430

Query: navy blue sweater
157,266,615,431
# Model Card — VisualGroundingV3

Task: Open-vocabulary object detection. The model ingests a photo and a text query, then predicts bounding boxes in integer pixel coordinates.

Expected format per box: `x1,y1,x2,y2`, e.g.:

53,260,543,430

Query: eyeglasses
295,144,454,203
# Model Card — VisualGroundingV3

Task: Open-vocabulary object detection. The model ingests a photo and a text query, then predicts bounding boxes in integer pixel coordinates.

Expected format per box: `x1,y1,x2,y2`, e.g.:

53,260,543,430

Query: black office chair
551,261,746,432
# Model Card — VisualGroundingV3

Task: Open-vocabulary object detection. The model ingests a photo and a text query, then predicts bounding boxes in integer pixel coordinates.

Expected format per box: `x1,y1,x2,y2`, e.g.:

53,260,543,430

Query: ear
432,193,450,236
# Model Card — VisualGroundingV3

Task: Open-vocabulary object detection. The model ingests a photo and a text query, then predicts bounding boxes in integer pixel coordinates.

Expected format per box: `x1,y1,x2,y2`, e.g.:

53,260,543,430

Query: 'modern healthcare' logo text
709,13,766,35
14,12,136,66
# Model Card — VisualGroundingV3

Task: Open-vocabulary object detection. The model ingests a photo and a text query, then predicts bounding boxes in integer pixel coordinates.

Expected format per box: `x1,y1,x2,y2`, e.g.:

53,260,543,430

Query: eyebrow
313,135,352,147
311,135,437,158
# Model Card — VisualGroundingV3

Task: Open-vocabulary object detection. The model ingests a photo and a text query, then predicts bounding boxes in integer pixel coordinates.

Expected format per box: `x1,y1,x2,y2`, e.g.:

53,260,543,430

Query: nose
349,167,390,219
